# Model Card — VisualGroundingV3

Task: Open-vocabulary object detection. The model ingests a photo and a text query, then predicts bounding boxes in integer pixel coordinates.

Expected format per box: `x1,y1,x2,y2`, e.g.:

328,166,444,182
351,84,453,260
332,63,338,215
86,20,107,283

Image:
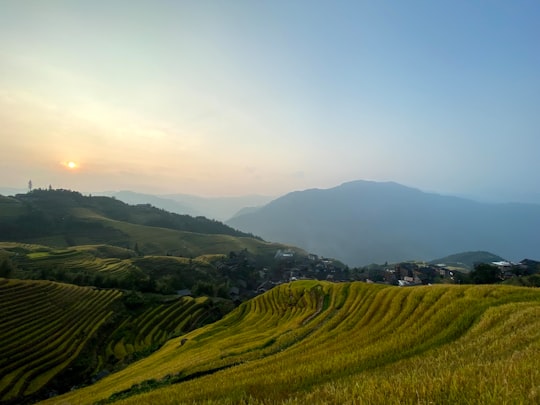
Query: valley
0,187,539,404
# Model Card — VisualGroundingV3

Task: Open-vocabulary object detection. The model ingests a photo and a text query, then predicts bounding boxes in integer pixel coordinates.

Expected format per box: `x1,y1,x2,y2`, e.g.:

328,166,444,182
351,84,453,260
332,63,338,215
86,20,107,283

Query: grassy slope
0,198,298,257
0,194,298,259
98,214,284,258
48,281,540,405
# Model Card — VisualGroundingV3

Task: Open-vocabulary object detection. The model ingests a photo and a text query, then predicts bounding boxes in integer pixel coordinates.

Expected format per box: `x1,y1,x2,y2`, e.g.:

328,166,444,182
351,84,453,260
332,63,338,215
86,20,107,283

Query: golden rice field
0,242,222,285
46,281,540,404
103,295,215,365
0,242,139,278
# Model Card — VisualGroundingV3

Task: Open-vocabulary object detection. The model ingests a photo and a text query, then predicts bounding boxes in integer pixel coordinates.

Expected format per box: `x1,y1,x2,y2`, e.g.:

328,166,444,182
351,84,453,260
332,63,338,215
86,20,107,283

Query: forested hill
0,189,256,240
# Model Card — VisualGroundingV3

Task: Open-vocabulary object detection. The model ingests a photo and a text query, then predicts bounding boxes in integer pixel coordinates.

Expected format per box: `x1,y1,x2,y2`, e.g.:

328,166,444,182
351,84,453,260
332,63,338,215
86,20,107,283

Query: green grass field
45,281,540,404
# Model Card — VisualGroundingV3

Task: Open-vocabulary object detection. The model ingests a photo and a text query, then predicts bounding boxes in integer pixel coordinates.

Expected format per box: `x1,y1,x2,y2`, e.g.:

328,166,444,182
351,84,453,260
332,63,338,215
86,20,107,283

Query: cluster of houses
178,249,540,301
490,259,540,279
261,251,540,291
367,259,539,286
254,250,452,292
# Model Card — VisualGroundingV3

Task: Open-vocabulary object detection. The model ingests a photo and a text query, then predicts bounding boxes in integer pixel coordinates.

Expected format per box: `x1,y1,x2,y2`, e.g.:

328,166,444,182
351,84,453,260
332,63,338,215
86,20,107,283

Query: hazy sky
1,1,539,201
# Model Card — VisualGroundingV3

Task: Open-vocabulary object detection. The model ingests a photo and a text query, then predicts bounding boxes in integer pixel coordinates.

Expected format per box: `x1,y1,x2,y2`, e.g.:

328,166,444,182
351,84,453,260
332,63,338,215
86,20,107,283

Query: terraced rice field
0,243,224,283
0,276,231,403
47,281,540,405
103,295,215,364
0,278,122,402
19,245,139,277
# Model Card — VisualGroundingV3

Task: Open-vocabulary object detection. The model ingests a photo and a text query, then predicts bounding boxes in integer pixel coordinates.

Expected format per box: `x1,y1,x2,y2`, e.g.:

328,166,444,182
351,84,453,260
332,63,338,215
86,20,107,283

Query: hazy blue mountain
96,191,273,221
96,191,202,217
227,180,540,266
161,193,274,221
230,205,264,219
0,187,26,196
429,251,507,270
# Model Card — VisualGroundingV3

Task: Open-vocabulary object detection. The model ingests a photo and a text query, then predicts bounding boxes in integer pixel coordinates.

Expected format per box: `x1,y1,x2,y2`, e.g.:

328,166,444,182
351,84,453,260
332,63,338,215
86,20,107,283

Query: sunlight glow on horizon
61,161,78,170
0,2,539,202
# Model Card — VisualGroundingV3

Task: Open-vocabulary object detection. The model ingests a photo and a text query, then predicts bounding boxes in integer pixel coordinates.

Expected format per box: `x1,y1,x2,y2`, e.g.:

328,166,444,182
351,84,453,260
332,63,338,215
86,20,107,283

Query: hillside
0,241,281,299
0,278,230,404
0,188,252,238
227,180,540,266
46,281,540,404
0,189,297,261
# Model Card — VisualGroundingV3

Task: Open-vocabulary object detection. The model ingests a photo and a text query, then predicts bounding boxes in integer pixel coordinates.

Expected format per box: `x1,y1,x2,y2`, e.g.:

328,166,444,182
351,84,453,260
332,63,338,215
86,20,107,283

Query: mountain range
227,180,540,266
92,191,273,221
3,180,538,267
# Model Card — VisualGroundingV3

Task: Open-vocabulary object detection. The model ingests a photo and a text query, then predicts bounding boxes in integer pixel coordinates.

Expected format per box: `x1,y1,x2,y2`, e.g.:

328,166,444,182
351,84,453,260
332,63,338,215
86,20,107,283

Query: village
250,250,540,295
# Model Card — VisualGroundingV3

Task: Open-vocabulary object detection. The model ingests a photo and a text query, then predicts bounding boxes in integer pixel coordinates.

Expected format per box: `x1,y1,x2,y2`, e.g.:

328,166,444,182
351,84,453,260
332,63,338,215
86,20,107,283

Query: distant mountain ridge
96,190,273,221
227,180,540,266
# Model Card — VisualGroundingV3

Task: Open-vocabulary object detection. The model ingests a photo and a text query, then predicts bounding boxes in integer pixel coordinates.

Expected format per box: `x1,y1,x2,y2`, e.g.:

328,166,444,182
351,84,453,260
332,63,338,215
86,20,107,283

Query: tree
453,270,471,284
470,263,501,284
0,259,13,278
193,281,216,296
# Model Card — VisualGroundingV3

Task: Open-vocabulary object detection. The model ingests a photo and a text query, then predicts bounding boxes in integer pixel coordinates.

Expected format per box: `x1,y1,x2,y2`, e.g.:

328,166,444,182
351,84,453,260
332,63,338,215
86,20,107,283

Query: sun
61,161,79,170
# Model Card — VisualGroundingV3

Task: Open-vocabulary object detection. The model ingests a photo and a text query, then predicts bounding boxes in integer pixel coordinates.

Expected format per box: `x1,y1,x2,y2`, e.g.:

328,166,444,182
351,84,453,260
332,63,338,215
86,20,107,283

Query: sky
0,1,539,202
